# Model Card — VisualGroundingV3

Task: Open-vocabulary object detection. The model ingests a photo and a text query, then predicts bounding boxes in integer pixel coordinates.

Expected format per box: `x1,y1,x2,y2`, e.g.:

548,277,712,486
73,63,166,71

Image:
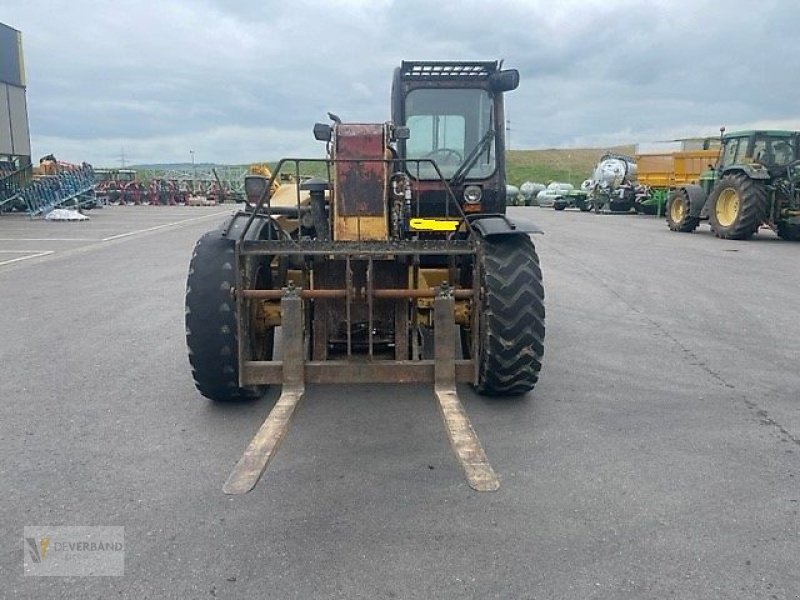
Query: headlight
463,185,482,204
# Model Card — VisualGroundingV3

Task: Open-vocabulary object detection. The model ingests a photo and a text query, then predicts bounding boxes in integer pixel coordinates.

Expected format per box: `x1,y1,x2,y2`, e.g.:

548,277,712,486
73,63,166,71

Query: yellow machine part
413,268,470,327
248,163,281,195
636,148,720,187
269,184,312,208
673,149,720,184
335,217,389,241
409,218,461,232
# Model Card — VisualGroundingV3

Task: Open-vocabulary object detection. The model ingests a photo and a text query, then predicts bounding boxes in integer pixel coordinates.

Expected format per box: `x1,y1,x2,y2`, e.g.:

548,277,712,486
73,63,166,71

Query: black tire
473,235,545,396
578,201,591,212
666,189,700,233
185,227,274,402
776,221,800,241
553,202,566,211
708,173,768,240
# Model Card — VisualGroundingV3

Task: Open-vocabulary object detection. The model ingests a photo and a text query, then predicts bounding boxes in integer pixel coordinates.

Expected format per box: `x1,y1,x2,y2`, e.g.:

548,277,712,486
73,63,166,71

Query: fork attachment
223,286,499,494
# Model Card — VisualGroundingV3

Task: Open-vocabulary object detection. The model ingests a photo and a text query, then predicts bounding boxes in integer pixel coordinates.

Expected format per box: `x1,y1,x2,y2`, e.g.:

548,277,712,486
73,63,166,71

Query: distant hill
506,146,636,187
121,146,637,187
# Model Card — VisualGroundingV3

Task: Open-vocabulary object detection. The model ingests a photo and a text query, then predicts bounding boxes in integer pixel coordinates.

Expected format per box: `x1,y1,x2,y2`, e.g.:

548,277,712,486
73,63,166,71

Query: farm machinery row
0,156,96,215
535,129,800,240
94,170,235,206
552,151,699,215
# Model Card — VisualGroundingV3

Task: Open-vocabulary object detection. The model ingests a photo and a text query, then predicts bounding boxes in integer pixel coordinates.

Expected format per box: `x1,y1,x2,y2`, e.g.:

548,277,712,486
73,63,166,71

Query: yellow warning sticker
409,218,461,232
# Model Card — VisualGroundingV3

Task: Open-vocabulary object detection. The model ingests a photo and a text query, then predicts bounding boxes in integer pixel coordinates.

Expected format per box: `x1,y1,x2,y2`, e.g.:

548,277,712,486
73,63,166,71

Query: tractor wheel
666,189,700,233
708,173,768,240
776,221,800,241
473,235,545,396
185,227,274,402
553,202,566,211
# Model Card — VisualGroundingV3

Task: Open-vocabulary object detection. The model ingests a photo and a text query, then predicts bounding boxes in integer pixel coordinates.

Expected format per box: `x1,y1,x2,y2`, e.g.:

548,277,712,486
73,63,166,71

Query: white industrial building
0,22,31,170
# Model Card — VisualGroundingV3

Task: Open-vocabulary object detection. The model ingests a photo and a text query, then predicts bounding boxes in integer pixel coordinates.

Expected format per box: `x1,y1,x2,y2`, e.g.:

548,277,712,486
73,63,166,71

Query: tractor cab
717,130,800,175
391,61,519,216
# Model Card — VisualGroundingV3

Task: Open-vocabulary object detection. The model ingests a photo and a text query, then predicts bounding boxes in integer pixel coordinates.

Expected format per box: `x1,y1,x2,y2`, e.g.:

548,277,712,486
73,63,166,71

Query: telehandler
186,61,545,493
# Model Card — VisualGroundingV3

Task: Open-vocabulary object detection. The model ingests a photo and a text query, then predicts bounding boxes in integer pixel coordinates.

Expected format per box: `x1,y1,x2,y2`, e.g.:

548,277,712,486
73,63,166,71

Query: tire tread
475,235,545,396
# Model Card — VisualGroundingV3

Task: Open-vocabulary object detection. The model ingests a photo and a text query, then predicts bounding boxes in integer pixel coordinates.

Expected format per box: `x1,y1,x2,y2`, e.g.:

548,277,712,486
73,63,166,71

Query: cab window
720,138,738,168
404,88,495,179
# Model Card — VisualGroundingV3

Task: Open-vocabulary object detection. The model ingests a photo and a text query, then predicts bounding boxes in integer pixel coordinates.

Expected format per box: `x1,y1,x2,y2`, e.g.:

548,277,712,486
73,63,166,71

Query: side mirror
489,69,519,92
313,123,332,142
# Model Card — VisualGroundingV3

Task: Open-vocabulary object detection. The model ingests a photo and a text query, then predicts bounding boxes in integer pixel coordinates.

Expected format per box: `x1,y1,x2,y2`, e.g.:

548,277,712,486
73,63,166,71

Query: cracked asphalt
1,205,797,598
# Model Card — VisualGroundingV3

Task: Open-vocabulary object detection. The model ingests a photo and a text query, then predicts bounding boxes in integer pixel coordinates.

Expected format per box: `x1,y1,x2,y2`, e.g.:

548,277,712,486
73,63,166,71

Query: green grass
505,146,636,188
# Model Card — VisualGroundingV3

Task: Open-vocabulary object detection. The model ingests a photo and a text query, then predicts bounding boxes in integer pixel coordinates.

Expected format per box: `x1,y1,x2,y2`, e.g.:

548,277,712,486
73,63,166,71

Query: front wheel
185,227,274,402
471,235,545,396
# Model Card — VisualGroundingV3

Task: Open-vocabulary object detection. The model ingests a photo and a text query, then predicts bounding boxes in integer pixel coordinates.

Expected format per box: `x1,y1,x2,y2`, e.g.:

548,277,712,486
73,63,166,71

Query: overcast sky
2,0,799,167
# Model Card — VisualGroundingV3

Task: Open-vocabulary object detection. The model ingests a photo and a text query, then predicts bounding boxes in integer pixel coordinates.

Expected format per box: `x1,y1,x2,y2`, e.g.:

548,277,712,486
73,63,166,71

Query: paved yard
1,205,797,598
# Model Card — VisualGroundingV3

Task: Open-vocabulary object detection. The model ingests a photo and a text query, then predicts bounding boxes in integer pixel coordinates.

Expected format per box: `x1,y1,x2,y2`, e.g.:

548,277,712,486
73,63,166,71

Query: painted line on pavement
0,238,101,242
0,251,55,266
101,211,231,241
0,209,233,273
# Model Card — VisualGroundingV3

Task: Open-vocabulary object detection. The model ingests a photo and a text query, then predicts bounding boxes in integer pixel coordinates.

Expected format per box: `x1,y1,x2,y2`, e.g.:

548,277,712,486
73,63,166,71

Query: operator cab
403,87,496,180
720,131,800,173
391,61,519,216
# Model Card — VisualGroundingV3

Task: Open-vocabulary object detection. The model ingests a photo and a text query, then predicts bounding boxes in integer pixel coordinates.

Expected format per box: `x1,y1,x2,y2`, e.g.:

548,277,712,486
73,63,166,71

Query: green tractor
666,130,800,240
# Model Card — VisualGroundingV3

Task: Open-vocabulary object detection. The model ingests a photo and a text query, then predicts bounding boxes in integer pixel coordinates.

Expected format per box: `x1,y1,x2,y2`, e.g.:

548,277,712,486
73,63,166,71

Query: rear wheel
472,235,545,396
185,226,275,402
666,189,700,233
777,221,800,241
708,173,767,239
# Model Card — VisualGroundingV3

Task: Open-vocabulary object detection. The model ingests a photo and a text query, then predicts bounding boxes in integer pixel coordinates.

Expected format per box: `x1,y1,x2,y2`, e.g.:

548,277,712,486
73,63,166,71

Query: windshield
752,135,797,167
404,88,495,180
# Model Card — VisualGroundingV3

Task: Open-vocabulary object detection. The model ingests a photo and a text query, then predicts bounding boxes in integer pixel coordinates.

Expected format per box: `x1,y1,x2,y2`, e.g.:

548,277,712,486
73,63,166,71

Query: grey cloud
2,0,799,165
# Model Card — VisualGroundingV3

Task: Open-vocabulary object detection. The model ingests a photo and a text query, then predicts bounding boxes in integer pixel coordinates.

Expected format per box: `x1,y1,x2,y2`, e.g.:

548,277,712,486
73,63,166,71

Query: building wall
0,22,30,159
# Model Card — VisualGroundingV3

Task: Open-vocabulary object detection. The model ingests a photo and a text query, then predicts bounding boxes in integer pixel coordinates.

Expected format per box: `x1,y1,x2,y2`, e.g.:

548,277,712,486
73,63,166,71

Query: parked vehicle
666,129,800,240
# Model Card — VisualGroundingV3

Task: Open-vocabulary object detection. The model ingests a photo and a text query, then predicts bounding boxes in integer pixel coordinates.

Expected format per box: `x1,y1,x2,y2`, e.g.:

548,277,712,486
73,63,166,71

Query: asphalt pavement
1,205,797,599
